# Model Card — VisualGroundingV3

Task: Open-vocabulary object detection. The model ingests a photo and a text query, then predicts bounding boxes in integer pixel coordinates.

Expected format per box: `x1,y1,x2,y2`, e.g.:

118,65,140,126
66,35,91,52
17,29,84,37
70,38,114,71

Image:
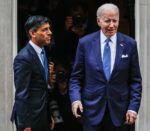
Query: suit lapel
26,44,47,82
111,33,125,77
92,31,126,81
91,31,107,79
92,31,104,72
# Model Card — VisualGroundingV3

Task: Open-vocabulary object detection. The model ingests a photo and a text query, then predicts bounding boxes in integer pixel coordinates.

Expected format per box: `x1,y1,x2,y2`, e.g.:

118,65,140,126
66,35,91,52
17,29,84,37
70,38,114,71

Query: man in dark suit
69,3,142,131
11,15,54,131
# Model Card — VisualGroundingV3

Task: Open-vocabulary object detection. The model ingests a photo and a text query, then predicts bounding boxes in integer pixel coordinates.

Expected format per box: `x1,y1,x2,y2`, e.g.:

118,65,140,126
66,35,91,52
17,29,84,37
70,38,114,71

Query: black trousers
15,106,51,131
15,117,51,131
83,107,134,131
16,127,51,131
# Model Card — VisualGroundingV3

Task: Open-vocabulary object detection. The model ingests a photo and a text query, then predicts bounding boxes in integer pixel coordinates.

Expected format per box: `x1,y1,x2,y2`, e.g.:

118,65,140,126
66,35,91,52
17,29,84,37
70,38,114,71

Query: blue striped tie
41,49,48,81
103,38,111,80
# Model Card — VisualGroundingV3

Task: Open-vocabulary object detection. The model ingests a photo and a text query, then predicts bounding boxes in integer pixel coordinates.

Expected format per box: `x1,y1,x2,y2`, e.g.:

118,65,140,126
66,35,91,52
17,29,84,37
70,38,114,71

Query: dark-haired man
11,15,54,131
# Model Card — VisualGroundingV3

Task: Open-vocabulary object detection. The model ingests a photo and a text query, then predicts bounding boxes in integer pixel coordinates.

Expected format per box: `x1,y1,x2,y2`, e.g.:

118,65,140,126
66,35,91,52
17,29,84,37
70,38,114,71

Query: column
0,0,17,131
135,0,150,131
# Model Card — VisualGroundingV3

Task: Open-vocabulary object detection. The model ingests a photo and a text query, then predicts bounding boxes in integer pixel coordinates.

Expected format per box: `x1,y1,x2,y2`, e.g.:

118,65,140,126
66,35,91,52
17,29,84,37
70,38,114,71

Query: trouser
15,106,51,131
83,107,134,131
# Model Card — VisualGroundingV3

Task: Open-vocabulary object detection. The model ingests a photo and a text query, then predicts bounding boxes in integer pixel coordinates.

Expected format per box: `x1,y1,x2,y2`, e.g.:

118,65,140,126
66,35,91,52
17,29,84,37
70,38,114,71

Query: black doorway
17,0,135,51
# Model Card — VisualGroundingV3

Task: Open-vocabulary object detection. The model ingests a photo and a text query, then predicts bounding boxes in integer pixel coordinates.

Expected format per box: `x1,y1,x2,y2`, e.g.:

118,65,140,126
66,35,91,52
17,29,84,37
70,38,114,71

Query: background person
55,1,98,66
52,62,83,131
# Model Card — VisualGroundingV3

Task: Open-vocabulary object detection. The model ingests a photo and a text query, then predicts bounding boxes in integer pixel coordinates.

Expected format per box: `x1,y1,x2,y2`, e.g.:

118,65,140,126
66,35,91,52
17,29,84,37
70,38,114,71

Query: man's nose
47,29,52,35
109,21,115,27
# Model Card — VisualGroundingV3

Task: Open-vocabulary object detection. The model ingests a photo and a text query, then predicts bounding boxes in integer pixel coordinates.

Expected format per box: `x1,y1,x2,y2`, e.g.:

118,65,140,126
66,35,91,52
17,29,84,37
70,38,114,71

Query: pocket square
121,54,128,58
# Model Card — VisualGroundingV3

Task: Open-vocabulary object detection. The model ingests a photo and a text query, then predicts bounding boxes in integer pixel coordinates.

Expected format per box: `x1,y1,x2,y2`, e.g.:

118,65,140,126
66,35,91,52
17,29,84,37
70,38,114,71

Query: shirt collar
100,30,117,44
29,40,43,54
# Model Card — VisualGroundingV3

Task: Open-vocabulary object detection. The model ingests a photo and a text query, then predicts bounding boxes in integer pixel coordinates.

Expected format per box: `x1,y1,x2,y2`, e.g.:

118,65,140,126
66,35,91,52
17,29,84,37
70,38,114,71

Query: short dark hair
24,15,51,38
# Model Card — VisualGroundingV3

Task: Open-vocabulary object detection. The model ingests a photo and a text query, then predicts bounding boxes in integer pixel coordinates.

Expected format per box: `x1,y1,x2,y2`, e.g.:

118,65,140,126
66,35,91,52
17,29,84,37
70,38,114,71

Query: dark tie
41,48,48,81
103,38,111,80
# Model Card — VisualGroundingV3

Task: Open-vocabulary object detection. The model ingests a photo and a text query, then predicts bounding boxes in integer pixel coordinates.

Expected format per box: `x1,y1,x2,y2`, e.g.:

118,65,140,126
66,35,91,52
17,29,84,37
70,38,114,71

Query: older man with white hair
69,3,142,131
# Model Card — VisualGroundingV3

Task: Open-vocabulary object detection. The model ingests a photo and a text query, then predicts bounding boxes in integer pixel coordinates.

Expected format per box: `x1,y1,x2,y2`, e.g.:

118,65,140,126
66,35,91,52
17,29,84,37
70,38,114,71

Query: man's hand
72,101,83,118
126,111,137,125
24,127,31,131
49,62,56,87
65,16,73,30
50,116,55,130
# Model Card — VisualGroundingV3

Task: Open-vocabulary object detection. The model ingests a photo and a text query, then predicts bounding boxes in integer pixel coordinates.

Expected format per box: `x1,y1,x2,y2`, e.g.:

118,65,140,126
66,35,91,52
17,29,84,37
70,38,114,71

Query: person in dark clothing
53,63,82,131
11,15,54,131
55,1,98,65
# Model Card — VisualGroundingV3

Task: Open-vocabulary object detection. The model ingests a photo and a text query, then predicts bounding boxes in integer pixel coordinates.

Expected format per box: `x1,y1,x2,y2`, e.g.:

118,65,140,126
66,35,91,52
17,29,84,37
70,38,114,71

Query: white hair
96,3,119,19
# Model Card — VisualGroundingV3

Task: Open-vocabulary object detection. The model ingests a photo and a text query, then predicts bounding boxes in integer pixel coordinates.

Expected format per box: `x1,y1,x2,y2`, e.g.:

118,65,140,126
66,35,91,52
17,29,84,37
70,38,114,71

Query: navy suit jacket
11,43,51,128
69,30,142,126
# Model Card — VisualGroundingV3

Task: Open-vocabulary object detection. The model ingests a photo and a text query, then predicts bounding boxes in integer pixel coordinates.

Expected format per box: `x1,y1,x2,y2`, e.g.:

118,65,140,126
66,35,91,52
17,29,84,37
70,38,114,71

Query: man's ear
29,30,36,38
97,17,100,22
97,18,100,25
97,19,99,22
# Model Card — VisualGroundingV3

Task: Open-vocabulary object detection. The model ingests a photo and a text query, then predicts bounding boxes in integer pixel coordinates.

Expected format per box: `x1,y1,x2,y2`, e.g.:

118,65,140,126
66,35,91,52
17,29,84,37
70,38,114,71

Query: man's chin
107,32,116,37
45,41,51,45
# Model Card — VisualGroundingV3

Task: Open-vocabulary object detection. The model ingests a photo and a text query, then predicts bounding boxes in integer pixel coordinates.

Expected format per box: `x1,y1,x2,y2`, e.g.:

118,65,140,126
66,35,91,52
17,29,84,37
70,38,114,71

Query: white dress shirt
100,30,117,73
29,40,44,66
100,31,137,115
29,40,52,89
